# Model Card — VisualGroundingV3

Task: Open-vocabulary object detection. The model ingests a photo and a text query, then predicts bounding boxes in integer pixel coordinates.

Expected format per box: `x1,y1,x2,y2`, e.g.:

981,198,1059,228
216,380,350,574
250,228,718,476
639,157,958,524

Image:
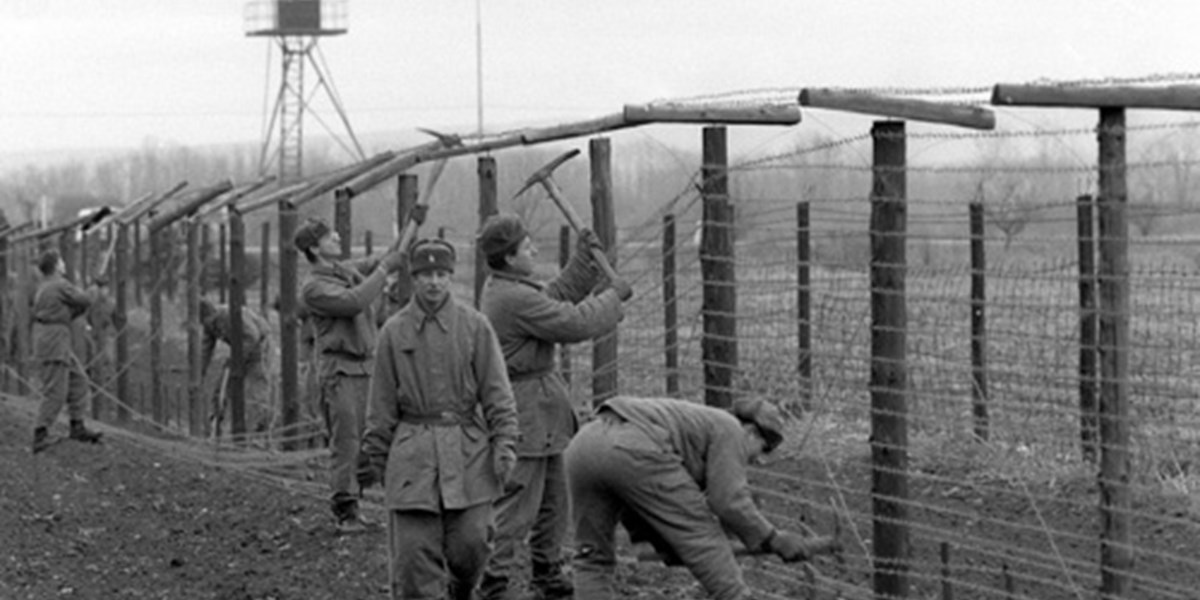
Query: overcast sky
2,0,1198,159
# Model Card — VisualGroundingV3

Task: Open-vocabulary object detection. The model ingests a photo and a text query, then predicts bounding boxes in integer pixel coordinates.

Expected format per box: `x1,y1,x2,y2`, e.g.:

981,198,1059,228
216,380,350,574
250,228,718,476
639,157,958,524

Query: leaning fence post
797,200,812,411
969,200,989,441
701,126,737,409
870,119,910,599
591,137,618,406
1077,193,1099,463
1096,106,1132,599
663,213,679,397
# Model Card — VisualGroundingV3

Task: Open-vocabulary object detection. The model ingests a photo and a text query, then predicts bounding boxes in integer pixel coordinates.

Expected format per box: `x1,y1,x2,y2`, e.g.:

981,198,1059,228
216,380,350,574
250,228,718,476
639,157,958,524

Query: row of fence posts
0,118,1130,598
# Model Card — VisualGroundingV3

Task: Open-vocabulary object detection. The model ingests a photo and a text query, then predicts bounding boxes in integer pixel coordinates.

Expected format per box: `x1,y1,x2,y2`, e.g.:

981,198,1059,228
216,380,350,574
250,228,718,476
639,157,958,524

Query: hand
356,452,386,490
576,228,605,256
493,444,517,485
380,250,408,274
609,278,633,302
767,530,833,563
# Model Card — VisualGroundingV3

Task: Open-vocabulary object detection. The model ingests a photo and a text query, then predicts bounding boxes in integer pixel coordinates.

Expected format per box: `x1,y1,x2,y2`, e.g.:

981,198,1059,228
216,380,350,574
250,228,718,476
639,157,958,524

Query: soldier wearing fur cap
476,213,633,600
566,395,831,600
358,238,519,600
294,217,407,533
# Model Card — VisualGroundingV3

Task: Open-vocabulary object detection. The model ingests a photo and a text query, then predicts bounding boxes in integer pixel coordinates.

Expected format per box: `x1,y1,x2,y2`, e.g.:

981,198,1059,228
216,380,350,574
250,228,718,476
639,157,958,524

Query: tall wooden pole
335,189,353,259
186,218,202,437
114,223,131,423
150,228,164,424
1097,107,1132,599
700,126,736,409
260,221,271,314
870,120,910,599
590,137,618,406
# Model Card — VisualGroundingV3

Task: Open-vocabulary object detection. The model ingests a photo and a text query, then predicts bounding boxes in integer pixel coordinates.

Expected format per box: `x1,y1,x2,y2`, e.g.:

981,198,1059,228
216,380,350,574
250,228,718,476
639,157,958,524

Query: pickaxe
416,127,462,201
513,149,621,283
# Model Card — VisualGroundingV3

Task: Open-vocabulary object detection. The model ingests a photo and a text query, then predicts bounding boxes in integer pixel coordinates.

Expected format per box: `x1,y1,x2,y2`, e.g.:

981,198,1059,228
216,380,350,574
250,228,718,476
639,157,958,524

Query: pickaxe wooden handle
635,535,842,565
514,149,621,283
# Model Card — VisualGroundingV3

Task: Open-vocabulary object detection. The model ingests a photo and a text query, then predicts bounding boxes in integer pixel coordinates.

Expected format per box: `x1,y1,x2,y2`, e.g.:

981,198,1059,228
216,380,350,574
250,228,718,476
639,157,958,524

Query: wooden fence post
133,221,143,307
701,126,736,409
969,200,989,441
1097,107,1132,599
0,230,8,394
150,228,164,424
591,137,618,406
218,223,228,303
1077,193,1099,463
364,230,373,256
394,173,418,308
278,201,300,451
228,209,247,440
200,221,212,296
476,156,498,308
797,201,812,411
115,223,131,423
870,119,910,599
260,220,271,314
663,213,679,397
186,218,202,440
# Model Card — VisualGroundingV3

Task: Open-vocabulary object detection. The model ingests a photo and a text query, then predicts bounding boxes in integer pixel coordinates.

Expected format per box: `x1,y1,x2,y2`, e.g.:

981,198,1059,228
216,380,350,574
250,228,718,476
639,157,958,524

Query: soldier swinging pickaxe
513,148,622,284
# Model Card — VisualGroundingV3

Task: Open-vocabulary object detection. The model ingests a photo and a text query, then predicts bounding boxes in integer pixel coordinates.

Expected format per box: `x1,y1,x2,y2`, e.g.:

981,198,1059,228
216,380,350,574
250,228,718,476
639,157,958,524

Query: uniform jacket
299,256,386,377
604,395,776,550
362,295,519,512
479,251,623,457
31,275,93,363
201,305,272,372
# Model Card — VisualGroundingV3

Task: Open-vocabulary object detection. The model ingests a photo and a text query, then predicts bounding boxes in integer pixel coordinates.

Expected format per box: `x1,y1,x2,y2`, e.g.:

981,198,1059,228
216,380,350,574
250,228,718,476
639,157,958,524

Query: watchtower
245,0,365,183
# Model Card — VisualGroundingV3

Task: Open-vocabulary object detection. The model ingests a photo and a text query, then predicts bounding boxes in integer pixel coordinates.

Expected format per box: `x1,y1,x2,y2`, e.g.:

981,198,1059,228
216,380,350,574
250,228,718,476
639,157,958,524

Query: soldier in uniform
476,214,632,600
30,249,103,453
358,238,519,600
295,217,406,532
199,298,276,437
566,396,833,600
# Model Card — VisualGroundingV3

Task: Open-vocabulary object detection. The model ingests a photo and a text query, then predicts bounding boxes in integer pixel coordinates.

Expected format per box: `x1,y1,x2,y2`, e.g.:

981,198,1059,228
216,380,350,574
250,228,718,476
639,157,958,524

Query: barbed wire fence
4,75,1200,598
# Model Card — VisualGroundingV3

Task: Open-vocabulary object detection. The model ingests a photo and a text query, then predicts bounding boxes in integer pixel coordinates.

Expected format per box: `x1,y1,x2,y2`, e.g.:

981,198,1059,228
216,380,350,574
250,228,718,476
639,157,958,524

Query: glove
493,444,517,485
576,228,605,256
380,250,408,274
356,452,386,490
609,278,633,302
766,530,811,563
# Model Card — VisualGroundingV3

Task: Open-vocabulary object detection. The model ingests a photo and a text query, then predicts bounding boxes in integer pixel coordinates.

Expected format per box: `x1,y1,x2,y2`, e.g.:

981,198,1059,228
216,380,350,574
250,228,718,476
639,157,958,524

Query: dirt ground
5,390,1200,600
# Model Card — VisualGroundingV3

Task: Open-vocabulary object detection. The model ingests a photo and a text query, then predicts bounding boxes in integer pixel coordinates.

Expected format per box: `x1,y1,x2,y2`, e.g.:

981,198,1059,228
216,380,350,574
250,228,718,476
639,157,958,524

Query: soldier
358,238,519,600
199,298,275,437
566,396,833,600
477,214,632,600
83,275,121,404
295,217,406,533
30,249,103,453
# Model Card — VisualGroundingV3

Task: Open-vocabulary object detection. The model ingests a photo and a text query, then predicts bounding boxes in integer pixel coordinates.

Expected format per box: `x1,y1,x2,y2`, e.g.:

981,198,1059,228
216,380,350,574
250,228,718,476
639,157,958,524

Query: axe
513,149,621,284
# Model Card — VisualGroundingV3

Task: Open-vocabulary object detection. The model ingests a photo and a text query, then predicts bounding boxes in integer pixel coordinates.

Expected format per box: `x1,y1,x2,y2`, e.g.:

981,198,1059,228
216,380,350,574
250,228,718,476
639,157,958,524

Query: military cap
409,238,456,276
293,217,332,253
731,397,785,454
477,214,528,259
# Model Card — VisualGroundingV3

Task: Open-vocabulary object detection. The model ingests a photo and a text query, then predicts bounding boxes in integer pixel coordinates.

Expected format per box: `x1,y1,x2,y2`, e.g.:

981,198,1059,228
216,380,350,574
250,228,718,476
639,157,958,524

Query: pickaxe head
513,148,581,200
417,127,463,149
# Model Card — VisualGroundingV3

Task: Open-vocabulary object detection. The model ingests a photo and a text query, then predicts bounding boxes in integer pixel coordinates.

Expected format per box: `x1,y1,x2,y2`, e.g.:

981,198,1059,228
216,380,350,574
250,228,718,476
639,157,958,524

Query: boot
32,427,51,454
531,560,573,600
69,420,103,444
